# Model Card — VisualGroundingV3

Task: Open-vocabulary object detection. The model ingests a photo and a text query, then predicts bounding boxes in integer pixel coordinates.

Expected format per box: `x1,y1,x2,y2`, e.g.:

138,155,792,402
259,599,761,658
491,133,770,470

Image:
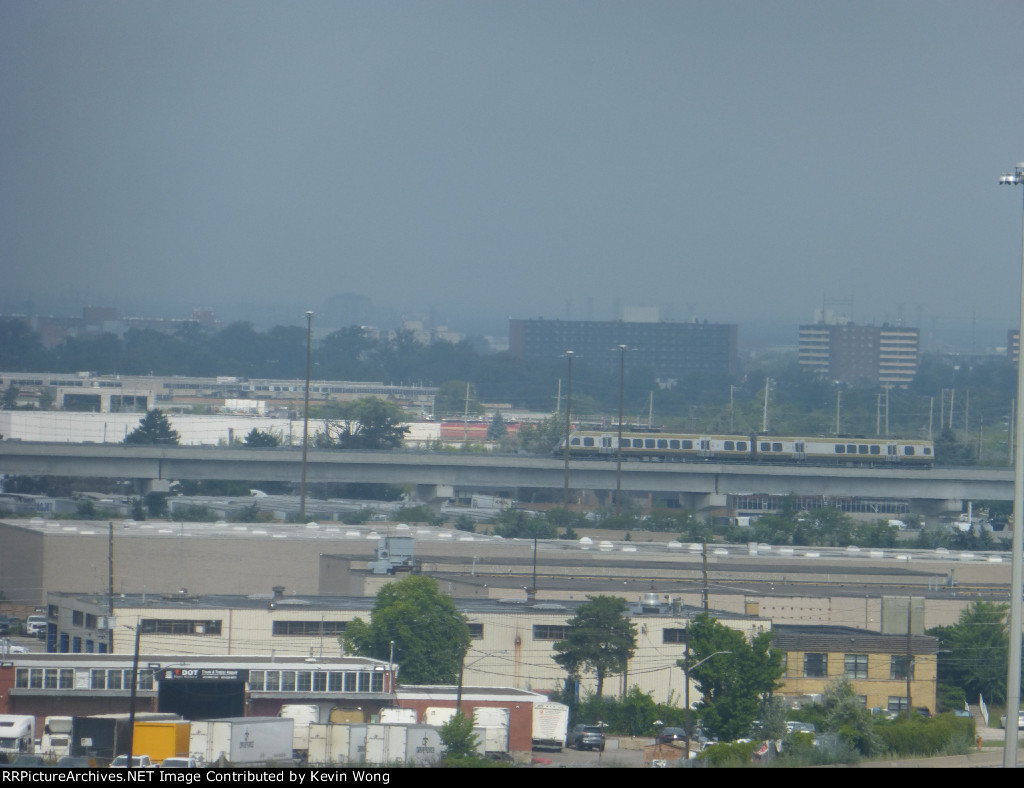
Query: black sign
160,667,249,682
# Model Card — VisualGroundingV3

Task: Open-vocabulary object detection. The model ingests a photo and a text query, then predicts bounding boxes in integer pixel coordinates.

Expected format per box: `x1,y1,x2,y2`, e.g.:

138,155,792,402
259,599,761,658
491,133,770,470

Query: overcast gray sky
2,1,1023,344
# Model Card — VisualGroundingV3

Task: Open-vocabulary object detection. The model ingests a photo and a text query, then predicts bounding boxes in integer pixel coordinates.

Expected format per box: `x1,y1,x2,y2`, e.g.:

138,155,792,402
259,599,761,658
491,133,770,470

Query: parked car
1001,712,1024,729
11,755,48,768
0,617,15,636
569,724,605,752
159,758,198,768
25,616,47,638
657,726,686,744
56,756,95,768
109,755,153,768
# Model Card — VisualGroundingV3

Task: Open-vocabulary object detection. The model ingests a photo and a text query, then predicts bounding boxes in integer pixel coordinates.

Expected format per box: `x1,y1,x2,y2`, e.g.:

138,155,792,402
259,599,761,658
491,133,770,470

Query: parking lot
530,739,653,768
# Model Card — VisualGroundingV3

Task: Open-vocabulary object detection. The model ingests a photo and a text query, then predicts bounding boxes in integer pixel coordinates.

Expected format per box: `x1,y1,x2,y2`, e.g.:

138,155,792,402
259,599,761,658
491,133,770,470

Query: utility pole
701,540,709,613
299,310,313,522
563,352,574,507
107,521,114,654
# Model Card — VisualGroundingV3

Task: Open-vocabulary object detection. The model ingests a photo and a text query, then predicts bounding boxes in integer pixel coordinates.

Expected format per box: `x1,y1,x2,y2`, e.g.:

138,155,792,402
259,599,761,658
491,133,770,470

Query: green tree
438,712,480,763
315,397,409,450
554,595,638,698
124,409,181,446
486,411,508,441
243,428,281,447
683,613,784,742
821,677,882,756
434,381,482,419
491,509,556,539
929,600,1010,704
934,427,976,466
2,385,19,410
342,576,469,684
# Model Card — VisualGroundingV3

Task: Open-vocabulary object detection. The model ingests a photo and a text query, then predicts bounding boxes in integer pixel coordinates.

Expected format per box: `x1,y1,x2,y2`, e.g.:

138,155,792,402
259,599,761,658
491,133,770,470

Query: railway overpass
0,441,1012,514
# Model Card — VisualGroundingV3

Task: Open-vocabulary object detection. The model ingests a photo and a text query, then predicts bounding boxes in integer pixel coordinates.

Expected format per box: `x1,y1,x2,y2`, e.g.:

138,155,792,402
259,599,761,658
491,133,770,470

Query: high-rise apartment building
798,320,919,386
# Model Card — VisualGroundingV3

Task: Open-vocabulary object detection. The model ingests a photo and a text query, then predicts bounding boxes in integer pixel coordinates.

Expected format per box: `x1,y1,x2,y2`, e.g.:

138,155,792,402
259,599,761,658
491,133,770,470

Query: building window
140,619,222,636
662,628,687,644
533,625,568,641
281,671,296,692
84,614,97,629
887,696,910,713
891,656,915,680
844,654,868,679
803,653,828,678
344,673,357,693
468,623,484,640
296,672,312,692
271,620,347,636
371,672,384,693
249,672,265,691
72,611,84,626
358,672,370,693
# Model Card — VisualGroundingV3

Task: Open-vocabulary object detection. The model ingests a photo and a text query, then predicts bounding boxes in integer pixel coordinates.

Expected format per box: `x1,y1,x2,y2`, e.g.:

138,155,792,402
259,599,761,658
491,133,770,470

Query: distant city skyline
3,3,1022,354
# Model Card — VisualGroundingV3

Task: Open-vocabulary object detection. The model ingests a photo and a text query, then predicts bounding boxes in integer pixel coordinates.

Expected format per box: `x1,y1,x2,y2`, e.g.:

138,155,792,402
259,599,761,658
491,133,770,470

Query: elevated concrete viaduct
0,442,1012,514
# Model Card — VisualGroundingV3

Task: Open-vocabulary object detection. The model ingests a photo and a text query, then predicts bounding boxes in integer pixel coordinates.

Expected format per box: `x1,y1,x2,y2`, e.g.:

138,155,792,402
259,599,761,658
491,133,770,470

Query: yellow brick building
771,625,938,713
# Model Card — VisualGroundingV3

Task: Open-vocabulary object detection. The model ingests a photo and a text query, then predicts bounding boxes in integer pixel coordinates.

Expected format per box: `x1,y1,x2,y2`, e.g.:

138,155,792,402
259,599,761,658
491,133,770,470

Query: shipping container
189,717,293,767
131,721,190,763
307,723,440,766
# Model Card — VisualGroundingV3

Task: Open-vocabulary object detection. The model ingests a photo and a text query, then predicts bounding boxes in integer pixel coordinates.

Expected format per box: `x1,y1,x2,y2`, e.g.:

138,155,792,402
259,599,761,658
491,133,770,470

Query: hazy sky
3,2,1023,343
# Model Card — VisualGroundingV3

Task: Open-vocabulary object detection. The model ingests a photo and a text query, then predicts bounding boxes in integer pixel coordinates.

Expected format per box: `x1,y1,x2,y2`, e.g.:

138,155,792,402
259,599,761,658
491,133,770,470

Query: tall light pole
681,648,731,758
563,351,574,507
1001,161,1024,768
299,311,314,522
616,345,627,515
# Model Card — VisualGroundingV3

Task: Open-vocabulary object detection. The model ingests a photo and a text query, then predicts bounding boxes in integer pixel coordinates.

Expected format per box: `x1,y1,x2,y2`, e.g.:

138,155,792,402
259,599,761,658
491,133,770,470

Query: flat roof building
798,321,919,386
508,318,738,381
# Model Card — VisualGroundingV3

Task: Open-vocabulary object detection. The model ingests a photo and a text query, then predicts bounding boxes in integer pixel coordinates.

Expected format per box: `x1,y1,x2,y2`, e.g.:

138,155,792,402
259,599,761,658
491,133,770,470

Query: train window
682,440,693,449
858,445,868,454
870,445,880,455
583,437,595,447
835,445,845,453
657,439,668,449
923,447,932,455
700,440,711,450
888,445,897,455
847,444,857,454
795,442,804,452
645,439,656,449
602,438,612,448
772,443,782,452
570,438,581,446
904,446,915,456
633,439,644,448
724,441,735,451
669,440,680,449
736,442,747,451
760,442,771,452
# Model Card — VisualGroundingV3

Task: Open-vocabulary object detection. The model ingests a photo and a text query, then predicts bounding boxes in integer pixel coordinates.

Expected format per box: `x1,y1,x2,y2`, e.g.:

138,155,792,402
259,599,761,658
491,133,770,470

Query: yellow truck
131,721,191,764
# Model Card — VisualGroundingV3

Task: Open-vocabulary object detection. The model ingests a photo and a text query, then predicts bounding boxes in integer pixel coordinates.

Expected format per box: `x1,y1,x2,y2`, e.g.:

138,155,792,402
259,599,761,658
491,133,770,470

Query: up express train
559,429,934,467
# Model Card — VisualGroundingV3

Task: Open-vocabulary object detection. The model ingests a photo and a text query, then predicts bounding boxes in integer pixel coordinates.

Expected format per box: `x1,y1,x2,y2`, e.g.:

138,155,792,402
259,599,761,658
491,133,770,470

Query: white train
559,430,934,467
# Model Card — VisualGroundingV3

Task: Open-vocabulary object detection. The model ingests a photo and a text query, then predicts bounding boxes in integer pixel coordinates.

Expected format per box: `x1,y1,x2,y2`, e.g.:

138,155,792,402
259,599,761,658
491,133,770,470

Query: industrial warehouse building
42,589,771,707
